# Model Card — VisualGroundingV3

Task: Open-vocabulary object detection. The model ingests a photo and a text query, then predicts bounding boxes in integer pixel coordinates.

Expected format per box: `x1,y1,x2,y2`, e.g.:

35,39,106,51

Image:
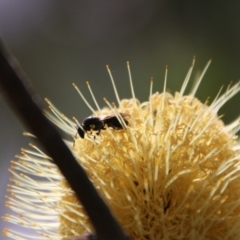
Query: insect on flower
77,113,130,139
3,59,240,240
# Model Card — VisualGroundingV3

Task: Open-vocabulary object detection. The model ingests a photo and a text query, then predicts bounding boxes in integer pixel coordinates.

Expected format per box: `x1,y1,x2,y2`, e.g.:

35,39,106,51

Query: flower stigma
2,58,240,240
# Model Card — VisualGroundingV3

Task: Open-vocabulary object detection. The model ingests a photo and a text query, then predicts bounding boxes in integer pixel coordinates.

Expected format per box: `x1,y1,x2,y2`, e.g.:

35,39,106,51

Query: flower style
2,59,240,240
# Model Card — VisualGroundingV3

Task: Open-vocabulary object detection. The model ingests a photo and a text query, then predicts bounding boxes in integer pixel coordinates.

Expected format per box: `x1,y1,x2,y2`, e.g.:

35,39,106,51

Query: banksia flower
2,59,240,240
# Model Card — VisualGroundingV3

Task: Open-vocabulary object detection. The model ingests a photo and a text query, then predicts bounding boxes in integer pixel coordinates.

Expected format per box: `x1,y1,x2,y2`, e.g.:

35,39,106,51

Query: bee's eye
90,124,95,129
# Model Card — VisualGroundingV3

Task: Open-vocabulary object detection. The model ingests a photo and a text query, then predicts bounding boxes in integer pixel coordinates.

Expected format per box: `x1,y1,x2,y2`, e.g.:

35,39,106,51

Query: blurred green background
1,1,240,238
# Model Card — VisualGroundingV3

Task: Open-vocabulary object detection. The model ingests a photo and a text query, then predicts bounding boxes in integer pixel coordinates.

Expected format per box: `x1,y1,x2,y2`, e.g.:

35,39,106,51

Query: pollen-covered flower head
2,59,240,240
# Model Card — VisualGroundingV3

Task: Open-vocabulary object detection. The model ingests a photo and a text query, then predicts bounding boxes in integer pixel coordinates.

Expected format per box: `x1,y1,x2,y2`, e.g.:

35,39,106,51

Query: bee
77,113,130,139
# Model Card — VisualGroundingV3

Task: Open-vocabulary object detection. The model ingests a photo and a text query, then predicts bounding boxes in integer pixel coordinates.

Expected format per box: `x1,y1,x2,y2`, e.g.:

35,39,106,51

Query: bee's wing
98,114,113,121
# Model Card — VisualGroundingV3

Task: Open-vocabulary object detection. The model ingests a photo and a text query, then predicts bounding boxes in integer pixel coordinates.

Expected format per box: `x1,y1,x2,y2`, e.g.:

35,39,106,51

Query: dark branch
0,39,129,240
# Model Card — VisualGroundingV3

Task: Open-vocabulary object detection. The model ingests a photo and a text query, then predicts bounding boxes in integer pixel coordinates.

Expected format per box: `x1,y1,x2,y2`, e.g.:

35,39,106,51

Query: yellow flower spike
2,60,240,240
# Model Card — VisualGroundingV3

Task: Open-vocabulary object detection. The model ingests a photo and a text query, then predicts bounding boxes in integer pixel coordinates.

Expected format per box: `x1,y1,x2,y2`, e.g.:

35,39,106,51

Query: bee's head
82,116,101,131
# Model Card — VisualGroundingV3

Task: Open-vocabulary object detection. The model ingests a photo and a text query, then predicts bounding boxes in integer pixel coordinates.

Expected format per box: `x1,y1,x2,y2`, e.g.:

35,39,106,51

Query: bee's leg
92,133,98,145
109,123,120,130
96,129,101,136
92,130,101,143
